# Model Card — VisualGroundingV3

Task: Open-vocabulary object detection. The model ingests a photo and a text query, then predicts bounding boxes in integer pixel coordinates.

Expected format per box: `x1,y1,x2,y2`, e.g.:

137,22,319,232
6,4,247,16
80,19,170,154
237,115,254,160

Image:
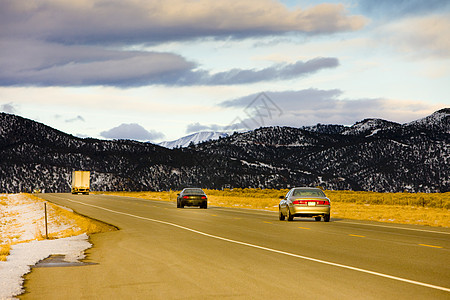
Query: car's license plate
308,201,316,206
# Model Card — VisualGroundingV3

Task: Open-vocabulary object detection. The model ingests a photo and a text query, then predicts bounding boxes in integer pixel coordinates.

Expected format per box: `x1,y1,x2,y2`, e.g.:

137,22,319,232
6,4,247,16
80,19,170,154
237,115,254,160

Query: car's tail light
183,196,189,199
293,200,308,205
315,200,330,205
201,196,207,199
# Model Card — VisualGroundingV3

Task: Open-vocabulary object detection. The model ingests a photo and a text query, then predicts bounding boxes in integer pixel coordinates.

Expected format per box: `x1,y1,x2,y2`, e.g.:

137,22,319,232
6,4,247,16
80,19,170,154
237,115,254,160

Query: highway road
22,193,450,299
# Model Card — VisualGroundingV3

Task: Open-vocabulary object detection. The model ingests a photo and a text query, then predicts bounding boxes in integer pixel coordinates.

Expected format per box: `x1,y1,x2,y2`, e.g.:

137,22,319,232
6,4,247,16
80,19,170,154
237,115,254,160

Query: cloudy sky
1,0,449,142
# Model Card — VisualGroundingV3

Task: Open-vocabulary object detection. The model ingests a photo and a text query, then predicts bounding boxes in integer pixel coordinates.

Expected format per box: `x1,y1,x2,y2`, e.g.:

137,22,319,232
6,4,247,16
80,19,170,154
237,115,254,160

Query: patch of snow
0,234,91,299
170,169,181,175
366,129,380,137
298,170,312,175
240,160,275,169
258,162,275,169
342,120,379,135
389,140,411,147
241,160,259,168
284,142,312,147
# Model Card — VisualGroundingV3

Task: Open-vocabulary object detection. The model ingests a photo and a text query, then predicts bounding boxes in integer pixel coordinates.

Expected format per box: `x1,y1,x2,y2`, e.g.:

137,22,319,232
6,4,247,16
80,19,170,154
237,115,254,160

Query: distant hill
159,131,228,149
0,109,448,193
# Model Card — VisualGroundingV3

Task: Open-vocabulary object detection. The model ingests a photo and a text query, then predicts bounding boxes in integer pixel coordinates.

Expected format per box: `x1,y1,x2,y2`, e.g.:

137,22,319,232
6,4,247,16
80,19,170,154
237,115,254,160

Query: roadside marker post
44,202,48,239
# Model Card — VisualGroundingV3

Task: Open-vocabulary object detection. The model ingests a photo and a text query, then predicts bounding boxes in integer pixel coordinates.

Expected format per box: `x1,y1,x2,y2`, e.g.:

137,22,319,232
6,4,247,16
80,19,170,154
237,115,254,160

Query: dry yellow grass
0,195,9,261
325,190,450,209
0,195,7,206
206,194,279,210
97,189,450,228
0,243,10,261
331,202,449,227
26,193,116,238
93,191,175,202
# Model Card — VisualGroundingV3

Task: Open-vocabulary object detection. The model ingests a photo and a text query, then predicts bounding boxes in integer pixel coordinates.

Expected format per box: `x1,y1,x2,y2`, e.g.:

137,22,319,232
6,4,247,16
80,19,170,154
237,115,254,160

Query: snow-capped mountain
406,108,450,132
341,118,401,136
0,109,448,193
158,131,228,149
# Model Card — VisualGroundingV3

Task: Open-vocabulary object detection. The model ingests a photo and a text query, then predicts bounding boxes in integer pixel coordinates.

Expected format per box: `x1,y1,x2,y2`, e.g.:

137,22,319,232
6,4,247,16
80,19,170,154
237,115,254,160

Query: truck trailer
71,171,90,194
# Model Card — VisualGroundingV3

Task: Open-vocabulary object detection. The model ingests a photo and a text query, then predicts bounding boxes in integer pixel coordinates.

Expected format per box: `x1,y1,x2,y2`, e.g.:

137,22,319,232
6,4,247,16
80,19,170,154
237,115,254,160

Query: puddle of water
33,255,97,268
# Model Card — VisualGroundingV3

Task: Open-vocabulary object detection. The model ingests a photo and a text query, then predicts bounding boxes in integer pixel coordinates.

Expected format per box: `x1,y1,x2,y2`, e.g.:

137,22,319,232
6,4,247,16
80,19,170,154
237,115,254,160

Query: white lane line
64,198,450,293
338,221,450,235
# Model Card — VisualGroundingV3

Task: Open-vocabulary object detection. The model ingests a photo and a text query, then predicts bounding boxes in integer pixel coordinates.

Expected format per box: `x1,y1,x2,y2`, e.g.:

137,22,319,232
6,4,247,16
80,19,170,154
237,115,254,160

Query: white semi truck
71,171,90,195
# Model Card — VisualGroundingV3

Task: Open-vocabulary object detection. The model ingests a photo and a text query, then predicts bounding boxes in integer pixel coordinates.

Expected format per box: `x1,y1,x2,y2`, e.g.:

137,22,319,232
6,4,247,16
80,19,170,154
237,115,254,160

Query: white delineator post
44,202,48,239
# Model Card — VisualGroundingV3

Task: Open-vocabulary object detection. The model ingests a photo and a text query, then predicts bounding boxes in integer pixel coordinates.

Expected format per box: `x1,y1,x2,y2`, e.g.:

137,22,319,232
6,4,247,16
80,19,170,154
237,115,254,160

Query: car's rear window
292,189,325,197
183,188,205,195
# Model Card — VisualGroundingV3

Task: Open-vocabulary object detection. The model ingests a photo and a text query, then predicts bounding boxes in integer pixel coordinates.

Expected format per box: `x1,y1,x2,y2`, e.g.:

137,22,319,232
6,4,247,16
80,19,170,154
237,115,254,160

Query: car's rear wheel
203,203,207,209
324,214,330,222
177,201,180,208
287,209,294,221
315,216,321,221
279,208,285,221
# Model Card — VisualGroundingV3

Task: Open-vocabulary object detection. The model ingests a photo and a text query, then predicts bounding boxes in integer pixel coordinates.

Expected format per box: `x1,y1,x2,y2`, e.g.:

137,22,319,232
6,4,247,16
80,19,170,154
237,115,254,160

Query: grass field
95,189,450,228
26,193,117,238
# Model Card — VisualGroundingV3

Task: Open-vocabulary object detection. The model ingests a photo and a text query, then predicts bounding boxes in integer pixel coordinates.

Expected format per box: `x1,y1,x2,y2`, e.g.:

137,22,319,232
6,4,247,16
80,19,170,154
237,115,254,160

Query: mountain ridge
0,110,448,193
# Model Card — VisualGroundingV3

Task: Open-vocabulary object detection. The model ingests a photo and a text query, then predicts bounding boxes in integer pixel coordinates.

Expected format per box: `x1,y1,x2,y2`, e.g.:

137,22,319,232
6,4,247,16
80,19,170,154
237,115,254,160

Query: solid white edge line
65,198,450,293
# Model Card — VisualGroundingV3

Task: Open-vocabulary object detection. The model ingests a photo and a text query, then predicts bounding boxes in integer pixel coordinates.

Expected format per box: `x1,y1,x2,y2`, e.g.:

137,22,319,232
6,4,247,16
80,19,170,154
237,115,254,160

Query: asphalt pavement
21,193,450,299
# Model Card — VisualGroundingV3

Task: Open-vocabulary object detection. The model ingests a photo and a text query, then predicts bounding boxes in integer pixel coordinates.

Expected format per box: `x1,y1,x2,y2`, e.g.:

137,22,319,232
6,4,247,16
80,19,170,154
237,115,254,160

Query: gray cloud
0,39,195,87
100,123,165,141
220,89,342,108
175,57,339,86
213,89,439,130
185,119,253,135
1,1,366,46
0,38,338,87
186,122,223,134
0,102,17,114
191,58,339,85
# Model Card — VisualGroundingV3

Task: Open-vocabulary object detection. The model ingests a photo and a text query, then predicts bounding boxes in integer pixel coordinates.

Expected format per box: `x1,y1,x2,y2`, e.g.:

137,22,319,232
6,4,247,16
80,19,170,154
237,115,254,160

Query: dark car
177,188,208,209
279,187,331,222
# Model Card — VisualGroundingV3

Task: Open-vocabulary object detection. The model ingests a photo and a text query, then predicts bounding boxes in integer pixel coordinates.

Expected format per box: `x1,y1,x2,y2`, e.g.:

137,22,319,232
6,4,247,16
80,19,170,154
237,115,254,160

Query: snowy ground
0,194,92,300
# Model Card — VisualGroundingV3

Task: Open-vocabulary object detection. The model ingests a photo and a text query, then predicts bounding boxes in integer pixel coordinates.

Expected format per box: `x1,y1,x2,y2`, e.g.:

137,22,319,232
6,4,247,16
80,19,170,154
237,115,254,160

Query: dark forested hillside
0,109,448,193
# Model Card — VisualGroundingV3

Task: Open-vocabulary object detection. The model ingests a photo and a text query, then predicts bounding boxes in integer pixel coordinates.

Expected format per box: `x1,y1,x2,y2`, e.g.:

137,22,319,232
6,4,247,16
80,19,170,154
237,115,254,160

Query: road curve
22,193,450,299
